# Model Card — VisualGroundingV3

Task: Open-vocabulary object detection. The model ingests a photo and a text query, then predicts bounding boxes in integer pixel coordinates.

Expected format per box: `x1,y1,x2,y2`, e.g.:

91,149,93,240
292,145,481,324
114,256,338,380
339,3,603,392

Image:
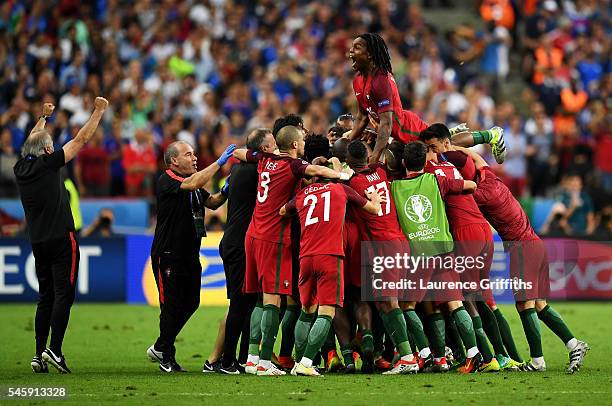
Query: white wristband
339,172,351,181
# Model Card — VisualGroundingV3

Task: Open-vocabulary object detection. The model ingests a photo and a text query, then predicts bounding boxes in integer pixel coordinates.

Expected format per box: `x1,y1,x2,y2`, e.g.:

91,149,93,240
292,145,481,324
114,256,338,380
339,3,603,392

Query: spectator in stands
0,128,19,197
502,114,528,198
105,119,126,196
525,102,556,196
81,208,115,238
542,173,595,236
75,127,110,196
122,127,157,197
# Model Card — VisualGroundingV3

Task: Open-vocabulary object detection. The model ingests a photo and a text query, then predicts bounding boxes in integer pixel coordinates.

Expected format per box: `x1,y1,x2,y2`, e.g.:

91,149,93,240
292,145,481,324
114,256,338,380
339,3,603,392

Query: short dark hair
328,125,347,141
246,128,271,150
272,114,303,137
305,134,331,163
403,141,427,172
347,140,368,162
420,123,451,142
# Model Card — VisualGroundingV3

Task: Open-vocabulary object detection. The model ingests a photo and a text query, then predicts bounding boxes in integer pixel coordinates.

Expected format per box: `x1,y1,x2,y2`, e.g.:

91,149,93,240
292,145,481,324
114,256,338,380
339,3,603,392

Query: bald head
332,138,350,162
22,129,53,157
275,125,304,152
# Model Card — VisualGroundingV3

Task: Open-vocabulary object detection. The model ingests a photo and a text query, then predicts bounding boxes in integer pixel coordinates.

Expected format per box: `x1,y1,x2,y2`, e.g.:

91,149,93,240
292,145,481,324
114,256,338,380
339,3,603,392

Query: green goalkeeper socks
362,329,374,354
538,305,575,345
294,311,315,361
520,308,543,358
260,304,280,361
248,301,263,356
304,315,333,361
494,308,523,362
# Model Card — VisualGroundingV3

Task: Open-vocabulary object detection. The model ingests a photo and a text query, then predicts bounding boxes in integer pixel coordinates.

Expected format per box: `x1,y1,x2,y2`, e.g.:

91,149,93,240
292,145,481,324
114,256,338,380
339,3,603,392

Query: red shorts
453,223,493,294
508,239,550,301
421,253,465,305
299,255,344,307
343,220,362,287
244,236,293,295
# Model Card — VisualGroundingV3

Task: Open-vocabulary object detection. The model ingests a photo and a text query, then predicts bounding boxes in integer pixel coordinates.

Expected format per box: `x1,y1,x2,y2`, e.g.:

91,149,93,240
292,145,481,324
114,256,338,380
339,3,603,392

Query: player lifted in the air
346,32,506,165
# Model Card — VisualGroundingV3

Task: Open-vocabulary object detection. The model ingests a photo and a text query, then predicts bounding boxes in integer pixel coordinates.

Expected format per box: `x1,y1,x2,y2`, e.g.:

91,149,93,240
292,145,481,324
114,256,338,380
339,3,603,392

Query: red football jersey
353,69,428,143
245,151,309,244
286,183,368,258
424,159,489,234
442,152,537,241
347,164,406,241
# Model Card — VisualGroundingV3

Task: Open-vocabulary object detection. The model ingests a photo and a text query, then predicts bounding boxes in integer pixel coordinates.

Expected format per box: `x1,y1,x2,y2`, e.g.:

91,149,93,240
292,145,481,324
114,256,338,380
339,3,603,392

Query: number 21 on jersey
304,191,330,226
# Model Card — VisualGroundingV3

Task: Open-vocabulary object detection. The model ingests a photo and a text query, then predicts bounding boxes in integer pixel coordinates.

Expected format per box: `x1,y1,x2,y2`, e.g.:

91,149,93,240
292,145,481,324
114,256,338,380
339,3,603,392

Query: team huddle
144,33,588,377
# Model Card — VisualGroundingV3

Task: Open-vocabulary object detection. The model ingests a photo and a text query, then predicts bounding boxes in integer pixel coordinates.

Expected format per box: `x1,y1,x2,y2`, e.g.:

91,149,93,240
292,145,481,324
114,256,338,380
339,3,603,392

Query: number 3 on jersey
257,171,270,203
304,191,330,226
365,181,390,216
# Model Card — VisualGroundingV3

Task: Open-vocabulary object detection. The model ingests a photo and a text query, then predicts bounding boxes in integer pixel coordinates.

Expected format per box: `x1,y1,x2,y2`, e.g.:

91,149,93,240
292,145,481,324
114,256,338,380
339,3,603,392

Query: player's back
293,182,349,258
442,151,537,241
424,159,488,232
347,164,406,241
247,152,308,244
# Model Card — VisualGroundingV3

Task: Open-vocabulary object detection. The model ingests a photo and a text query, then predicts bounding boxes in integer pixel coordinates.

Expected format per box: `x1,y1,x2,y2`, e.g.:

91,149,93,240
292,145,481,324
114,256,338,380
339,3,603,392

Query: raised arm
369,111,392,165
29,103,55,136
63,97,108,163
181,144,236,191
346,107,369,140
304,164,353,181
362,188,383,215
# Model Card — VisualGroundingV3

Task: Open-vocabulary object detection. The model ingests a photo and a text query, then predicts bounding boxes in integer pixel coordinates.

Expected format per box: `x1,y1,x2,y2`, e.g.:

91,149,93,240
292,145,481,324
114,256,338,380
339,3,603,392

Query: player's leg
327,308,349,372
292,304,333,377
245,296,263,374
402,301,433,364
202,313,227,372
278,295,300,370
451,126,506,164
43,234,79,374
377,299,418,375
516,299,546,371
536,299,589,374
489,300,524,364
446,300,483,374
32,242,52,373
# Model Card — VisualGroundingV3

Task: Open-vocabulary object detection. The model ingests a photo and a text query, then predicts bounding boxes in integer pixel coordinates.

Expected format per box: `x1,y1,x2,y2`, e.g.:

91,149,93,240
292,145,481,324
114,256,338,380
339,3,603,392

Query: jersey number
257,171,270,203
365,182,390,216
304,191,330,227
435,168,463,180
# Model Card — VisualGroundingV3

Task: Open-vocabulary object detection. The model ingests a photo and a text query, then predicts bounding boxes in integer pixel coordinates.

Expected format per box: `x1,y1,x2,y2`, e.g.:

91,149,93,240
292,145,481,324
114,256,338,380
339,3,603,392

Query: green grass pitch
1,302,611,405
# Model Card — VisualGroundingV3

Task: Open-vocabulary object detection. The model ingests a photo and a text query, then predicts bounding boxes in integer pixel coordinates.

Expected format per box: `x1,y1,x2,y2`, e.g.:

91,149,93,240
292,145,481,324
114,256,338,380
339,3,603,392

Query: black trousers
31,232,79,356
220,242,257,366
151,254,201,358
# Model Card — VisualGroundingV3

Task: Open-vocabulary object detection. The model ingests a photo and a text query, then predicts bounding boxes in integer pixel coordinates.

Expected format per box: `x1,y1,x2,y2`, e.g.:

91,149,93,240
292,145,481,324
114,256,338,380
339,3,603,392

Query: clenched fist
42,103,55,117
94,97,109,111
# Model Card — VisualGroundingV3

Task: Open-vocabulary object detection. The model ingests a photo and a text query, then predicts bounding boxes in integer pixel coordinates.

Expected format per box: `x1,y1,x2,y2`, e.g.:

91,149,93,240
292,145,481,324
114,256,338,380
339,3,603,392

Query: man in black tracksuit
14,98,108,374
213,128,278,374
147,140,235,373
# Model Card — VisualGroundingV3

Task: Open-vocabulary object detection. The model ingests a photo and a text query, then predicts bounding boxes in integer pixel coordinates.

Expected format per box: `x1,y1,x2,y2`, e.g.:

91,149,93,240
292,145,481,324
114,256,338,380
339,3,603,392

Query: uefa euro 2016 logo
404,195,433,224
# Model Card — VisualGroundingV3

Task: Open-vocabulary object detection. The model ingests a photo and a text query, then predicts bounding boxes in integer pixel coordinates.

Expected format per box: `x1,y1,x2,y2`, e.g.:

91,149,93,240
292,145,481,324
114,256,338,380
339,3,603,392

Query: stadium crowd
0,0,609,236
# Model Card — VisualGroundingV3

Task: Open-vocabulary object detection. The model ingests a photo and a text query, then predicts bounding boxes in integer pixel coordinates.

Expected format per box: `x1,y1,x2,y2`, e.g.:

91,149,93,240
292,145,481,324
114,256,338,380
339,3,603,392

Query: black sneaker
202,359,219,373
218,361,240,375
343,363,356,374
160,358,187,373
31,355,48,373
42,349,71,373
361,350,375,374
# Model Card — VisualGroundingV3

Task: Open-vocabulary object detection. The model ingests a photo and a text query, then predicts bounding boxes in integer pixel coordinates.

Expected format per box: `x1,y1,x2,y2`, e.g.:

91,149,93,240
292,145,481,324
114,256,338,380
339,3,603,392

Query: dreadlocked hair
358,33,392,74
